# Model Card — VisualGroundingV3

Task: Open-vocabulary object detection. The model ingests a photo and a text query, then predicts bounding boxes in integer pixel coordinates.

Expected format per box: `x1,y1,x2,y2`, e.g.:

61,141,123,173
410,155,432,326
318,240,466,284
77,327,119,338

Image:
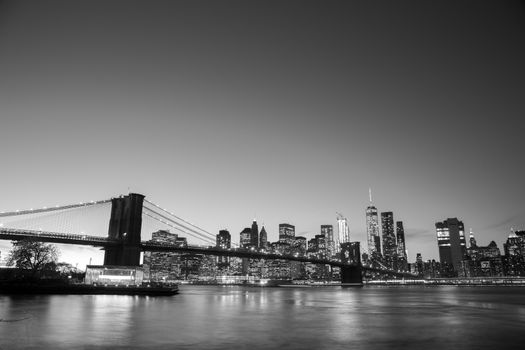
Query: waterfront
1,286,525,349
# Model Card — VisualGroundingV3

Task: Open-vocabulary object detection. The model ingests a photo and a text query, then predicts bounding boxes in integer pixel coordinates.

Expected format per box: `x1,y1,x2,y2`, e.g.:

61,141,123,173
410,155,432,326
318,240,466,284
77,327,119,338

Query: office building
381,212,397,268
259,226,268,249
396,221,407,260
279,223,295,245
251,220,259,248
366,201,381,256
143,230,187,282
337,214,350,245
321,225,335,257
216,229,231,249
240,227,252,248
503,229,525,276
216,229,231,268
293,236,307,255
435,218,467,274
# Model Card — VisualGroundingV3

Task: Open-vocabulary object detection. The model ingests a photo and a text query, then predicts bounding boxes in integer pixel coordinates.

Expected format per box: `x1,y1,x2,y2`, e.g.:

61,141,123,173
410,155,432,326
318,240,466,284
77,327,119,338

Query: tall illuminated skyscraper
279,223,295,245
366,189,381,256
251,220,259,248
259,226,268,249
381,211,397,268
337,213,350,245
321,225,335,257
396,221,407,260
216,229,231,249
240,228,251,248
435,218,467,274
216,229,231,267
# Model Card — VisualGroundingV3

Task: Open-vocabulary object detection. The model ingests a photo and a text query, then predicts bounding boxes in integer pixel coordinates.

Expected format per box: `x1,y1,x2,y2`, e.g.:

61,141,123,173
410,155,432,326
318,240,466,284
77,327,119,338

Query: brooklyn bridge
0,193,416,284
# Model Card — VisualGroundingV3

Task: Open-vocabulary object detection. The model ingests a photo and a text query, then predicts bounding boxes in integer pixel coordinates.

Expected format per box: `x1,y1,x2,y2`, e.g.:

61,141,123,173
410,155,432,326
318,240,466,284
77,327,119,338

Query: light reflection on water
1,286,525,349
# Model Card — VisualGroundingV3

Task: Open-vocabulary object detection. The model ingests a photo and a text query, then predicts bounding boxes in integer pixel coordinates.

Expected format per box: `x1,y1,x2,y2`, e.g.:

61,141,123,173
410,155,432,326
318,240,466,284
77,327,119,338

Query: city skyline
0,190,521,270
1,1,524,267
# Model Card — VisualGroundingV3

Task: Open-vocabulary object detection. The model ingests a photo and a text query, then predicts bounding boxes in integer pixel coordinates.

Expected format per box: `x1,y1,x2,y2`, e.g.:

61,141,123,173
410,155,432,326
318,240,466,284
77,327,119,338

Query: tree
7,239,60,279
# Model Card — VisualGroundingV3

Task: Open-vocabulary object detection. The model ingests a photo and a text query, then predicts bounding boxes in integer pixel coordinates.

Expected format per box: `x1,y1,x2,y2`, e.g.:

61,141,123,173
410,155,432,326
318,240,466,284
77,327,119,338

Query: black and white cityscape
1,1,525,349
141,206,525,284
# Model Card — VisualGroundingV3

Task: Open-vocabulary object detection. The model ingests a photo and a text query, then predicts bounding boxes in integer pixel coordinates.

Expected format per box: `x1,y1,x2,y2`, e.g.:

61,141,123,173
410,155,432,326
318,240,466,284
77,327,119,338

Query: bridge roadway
0,228,417,278
0,228,353,266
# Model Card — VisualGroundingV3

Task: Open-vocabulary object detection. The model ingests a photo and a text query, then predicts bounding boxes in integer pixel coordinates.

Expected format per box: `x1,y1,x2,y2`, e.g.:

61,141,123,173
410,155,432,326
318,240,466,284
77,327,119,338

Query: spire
369,187,373,204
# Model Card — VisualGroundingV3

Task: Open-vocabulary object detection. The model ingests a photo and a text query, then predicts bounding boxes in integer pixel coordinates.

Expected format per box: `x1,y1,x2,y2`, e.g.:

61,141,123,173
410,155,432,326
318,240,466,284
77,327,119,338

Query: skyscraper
337,213,350,245
240,227,252,248
279,223,295,245
396,221,407,260
415,253,424,276
321,225,335,257
216,229,231,249
366,190,381,256
251,220,259,248
381,212,397,268
216,229,231,267
435,218,467,274
259,226,268,249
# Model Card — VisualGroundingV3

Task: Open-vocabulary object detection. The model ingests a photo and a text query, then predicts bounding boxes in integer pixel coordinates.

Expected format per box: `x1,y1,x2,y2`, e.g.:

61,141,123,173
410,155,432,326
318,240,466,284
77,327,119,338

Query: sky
1,0,524,268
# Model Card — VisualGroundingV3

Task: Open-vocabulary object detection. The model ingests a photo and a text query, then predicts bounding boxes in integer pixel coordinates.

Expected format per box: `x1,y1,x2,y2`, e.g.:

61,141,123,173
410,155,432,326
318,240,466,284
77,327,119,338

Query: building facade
366,205,381,256
259,226,268,249
251,220,259,248
216,229,231,268
381,212,397,269
279,223,295,246
337,214,350,246
435,218,467,275
395,221,408,270
321,225,335,258
240,227,252,248
143,230,187,282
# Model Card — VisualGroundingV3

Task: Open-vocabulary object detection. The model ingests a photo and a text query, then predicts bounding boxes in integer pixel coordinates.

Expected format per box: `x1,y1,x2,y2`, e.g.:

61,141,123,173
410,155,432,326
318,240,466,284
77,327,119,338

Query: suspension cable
142,210,215,245
143,200,216,239
0,199,112,218
143,206,216,241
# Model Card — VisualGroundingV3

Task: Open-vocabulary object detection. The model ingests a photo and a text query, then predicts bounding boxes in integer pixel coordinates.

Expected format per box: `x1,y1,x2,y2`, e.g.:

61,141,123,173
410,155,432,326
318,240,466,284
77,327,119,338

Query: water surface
1,285,524,349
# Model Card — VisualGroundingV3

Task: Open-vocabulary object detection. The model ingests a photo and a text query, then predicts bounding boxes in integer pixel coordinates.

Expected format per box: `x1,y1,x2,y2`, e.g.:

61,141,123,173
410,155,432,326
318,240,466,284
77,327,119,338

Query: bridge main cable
143,200,217,241
142,208,216,245
0,199,113,218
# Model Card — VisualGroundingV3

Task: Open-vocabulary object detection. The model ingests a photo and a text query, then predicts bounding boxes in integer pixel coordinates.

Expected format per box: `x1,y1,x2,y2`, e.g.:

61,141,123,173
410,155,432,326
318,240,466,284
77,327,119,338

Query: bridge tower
103,193,144,266
340,241,363,285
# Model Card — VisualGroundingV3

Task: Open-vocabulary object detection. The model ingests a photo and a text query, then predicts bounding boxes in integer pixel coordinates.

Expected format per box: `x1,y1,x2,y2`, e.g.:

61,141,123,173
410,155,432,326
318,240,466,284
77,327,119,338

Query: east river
1,286,525,349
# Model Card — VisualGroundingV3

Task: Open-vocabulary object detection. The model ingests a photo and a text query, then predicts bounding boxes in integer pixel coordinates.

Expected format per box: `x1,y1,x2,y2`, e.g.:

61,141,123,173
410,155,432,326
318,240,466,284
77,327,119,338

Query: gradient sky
1,0,524,268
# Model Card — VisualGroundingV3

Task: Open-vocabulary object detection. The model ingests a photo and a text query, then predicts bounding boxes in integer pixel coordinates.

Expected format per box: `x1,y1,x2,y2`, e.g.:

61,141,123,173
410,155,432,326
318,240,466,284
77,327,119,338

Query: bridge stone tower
340,242,363,285
103,193,144,266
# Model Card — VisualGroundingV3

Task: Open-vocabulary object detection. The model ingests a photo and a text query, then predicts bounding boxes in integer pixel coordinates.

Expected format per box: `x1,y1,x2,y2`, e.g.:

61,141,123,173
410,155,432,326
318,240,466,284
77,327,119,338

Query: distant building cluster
417,218,525,278
362,191,409,274
142,216,363,283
